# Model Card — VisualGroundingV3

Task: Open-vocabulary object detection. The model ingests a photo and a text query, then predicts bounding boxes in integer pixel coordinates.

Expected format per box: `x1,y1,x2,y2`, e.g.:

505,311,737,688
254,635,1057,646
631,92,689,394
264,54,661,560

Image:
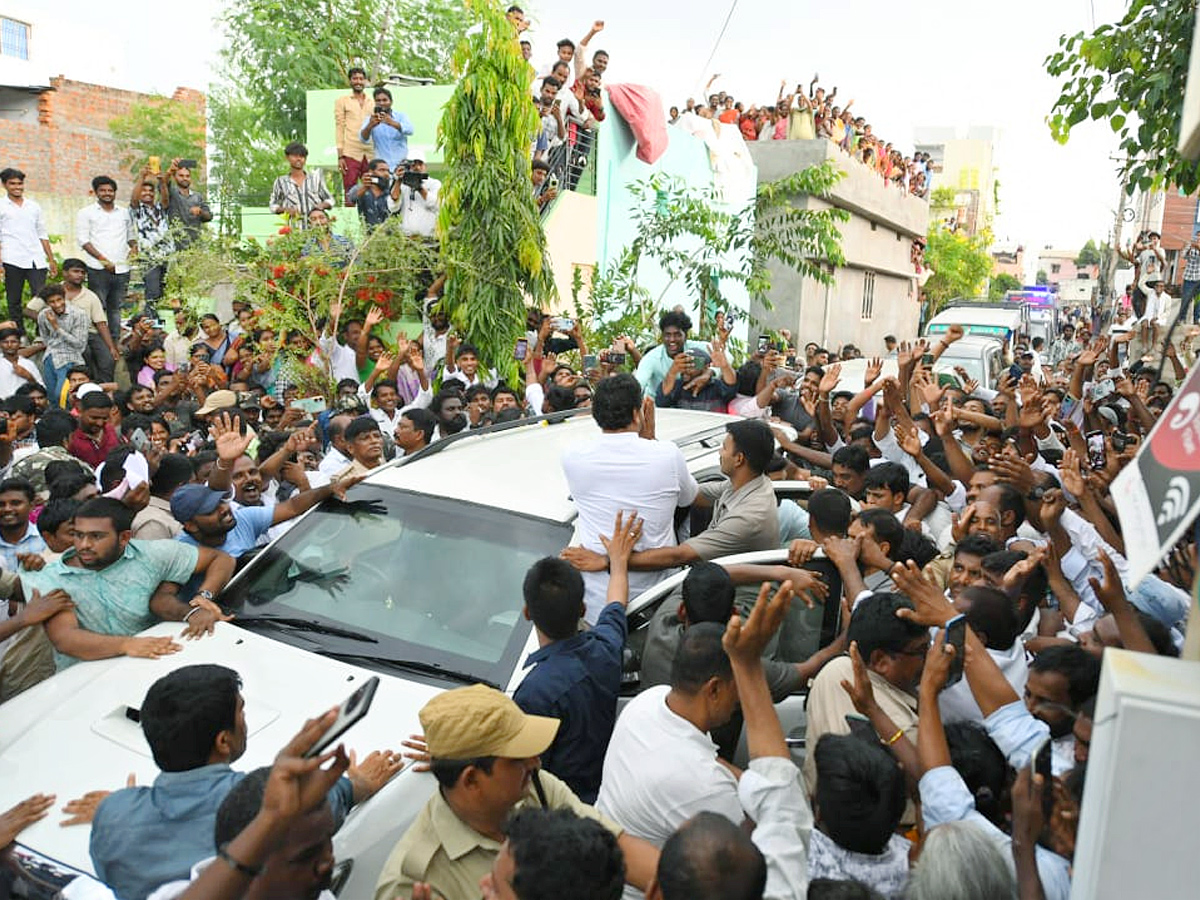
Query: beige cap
419,684,559,760
196,389,238,415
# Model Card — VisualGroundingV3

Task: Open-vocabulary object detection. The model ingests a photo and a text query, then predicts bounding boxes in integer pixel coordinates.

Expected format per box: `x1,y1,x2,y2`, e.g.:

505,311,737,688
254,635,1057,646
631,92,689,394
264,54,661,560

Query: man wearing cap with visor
175,420,366,562
374,684,658,900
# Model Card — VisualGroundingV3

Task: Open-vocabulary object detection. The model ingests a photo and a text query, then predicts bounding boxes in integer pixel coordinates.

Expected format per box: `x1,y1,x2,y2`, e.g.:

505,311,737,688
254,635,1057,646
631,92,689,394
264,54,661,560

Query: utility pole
1103,161,1130,315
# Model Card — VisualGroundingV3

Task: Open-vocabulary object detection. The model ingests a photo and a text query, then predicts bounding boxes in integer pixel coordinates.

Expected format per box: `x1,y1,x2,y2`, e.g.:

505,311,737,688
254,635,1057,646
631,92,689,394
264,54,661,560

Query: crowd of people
668,76,933,198
0,7,1192,900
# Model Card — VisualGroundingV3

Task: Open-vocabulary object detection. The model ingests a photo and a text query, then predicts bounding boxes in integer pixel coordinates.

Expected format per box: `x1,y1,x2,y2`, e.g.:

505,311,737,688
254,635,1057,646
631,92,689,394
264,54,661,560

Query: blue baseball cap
170,484,229,523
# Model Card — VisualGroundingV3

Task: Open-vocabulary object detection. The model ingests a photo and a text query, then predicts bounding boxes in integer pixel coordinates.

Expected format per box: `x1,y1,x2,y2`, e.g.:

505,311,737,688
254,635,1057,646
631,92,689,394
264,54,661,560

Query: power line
696,0,741,89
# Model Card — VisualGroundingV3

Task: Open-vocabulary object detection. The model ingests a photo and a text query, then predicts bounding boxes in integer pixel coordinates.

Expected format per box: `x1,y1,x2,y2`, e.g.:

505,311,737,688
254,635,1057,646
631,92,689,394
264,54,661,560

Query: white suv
3,408,836,898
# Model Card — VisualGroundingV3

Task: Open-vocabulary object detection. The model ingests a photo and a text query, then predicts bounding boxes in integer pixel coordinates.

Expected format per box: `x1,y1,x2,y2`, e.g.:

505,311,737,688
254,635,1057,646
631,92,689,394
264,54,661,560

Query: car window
221,488,572,687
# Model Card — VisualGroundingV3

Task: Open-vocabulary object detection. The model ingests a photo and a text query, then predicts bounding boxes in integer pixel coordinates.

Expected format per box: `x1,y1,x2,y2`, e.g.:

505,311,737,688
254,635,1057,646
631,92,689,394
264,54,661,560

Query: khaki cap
196,389,238,415
419,684,559,760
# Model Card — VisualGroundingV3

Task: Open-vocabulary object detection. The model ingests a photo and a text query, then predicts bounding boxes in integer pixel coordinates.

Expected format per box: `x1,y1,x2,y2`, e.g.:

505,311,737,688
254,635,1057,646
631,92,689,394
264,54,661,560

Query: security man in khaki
373,684,658,900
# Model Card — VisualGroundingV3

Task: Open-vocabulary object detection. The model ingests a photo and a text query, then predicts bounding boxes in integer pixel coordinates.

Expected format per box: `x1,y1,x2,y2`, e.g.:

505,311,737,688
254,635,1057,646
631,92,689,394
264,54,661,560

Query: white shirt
740,757,813,900
729,393,770,419
319,334,360,383
317,445,351,478
597,685,744,899
0,354,44,400
938,640,1029,724
397,177,440,237
370,389,432,435
0,195,49,268
562,432,700,621
75,203,135,273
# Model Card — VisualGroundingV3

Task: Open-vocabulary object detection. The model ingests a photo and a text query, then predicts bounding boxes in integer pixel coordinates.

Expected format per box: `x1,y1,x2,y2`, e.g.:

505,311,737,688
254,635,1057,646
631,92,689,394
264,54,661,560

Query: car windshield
220,487,572,687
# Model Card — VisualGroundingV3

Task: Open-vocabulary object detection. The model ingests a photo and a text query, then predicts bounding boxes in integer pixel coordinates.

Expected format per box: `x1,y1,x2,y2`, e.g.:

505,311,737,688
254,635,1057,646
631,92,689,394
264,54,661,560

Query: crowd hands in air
0,9,1194,897
667,72,933,198
0,262,1189,900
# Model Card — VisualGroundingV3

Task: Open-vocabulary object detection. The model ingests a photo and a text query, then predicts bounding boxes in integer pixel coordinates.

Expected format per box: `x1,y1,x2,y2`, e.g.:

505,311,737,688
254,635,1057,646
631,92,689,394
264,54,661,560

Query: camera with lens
401,170,428,189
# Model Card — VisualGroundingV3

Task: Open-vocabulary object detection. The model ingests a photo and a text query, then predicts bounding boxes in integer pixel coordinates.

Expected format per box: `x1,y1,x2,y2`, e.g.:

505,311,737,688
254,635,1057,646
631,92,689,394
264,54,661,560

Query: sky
36,0,1135,265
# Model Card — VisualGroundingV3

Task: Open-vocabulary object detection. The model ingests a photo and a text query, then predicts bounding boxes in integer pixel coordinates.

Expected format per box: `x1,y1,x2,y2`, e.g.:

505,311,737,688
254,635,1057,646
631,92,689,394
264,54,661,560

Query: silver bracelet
183,606,204,622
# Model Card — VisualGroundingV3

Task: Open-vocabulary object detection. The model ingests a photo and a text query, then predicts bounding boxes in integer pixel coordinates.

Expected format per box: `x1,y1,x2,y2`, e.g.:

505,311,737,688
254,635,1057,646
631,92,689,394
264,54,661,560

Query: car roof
938,334,1004,352
364,408,736,522
927,306,1023,326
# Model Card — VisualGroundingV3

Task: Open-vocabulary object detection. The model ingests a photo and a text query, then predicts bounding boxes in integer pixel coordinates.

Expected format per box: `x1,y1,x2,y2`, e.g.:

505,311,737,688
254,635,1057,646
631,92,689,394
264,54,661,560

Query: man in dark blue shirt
345,158,394,229
513,509,641,802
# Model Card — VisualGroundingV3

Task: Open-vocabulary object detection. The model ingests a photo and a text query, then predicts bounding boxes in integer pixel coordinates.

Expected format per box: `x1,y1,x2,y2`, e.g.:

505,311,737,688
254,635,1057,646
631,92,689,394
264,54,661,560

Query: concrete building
747,140,928,353
1037,248,1098,290
914,126,998,237
0,4,205,239
991,243,1025,280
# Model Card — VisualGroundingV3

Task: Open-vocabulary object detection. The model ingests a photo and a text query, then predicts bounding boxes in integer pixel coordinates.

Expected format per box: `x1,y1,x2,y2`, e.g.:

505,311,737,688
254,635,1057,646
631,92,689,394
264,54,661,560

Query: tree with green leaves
581,163,847,352
1076,238,1102,267
220,0,471,142
438,0,553,386
923,225,993,315
1036,269,1049,286
208,86,284,234
109,97,206,178
1046,0,1199,194
988,272,1022,302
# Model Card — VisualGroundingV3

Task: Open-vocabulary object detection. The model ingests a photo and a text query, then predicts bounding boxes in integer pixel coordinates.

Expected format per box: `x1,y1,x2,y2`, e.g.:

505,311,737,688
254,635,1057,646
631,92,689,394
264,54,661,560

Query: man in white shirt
0,168,58,327
390,160,440,238
75,175,136,339
598,623,744,900
562,373,699,622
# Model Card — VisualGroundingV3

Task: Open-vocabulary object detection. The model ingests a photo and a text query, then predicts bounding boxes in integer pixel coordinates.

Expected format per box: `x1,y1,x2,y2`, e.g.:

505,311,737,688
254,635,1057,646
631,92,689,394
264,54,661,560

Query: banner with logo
1112,363,1200,585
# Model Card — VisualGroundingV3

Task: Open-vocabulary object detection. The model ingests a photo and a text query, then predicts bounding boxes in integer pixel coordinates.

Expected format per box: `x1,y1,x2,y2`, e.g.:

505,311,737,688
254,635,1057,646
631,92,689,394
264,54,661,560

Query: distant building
1037,249,1098,290
0,4,205,238
747,140,928,354
914,126,998,238
991,243,1024,280
1128,188,1200,290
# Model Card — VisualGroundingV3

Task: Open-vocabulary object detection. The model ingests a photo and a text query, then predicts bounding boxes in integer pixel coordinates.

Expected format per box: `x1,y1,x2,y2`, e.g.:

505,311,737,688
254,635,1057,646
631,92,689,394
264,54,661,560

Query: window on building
0,18,29,60
1051,263,1061,274
861,271,876,320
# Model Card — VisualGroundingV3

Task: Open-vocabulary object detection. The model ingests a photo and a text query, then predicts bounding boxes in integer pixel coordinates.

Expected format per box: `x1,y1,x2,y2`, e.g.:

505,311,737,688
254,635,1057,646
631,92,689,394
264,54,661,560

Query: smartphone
1032,735,1055,821
148,155,161,174
757,335,770,354
303,676,380,758
292,395,329,415
1085,430,1106,470
582,353,598,371
921,352,935,366
549,316,573,332
845,713,877,744
547,173,559,190
607,351,626,366
513,338,529,362
943,614,967,687
786,354,797,369
689,353,707,369
178,158,198,170
130,428,150,452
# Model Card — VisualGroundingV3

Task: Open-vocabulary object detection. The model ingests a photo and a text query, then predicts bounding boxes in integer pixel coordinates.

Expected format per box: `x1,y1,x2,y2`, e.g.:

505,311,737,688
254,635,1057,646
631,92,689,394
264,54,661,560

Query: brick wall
1162,191,1198,287
0,76,206,245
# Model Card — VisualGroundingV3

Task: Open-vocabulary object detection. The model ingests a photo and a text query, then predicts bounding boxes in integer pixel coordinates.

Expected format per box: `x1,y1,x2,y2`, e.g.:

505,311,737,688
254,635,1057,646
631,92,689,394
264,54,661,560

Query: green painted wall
304,85,456,168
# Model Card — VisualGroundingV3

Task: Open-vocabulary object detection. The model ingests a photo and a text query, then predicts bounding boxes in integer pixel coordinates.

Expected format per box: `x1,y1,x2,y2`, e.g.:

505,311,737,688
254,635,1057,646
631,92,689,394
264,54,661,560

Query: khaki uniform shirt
334,92,374,160
802,655,919,799
374,770,621,900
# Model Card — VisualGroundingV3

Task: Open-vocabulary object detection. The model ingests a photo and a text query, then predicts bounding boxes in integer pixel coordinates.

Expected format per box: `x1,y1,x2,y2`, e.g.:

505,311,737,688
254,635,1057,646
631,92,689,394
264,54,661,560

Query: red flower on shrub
271,301,284,311
374,290,393,304
366,275,377,284
278,226,292,235
355,288,370,301
315,267,330,277
266,279,276,289
272,265,288,278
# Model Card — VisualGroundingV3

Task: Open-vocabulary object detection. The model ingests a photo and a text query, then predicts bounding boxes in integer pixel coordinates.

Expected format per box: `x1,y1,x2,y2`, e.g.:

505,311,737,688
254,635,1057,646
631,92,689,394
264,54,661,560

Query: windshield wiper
317,650,483,687
235,615,379,644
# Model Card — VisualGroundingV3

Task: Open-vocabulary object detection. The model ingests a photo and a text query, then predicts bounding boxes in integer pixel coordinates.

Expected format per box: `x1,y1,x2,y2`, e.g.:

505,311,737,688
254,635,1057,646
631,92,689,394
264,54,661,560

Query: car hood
0,622,443,878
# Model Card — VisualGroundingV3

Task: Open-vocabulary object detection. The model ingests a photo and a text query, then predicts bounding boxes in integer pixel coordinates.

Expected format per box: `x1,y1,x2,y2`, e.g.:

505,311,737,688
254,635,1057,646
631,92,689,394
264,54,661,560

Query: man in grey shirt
165,159,212,250
563,419,781,575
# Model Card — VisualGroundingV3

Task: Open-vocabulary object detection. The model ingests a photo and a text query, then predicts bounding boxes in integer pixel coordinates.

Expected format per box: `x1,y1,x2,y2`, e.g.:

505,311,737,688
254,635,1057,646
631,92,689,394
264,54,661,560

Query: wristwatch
193,589,215,604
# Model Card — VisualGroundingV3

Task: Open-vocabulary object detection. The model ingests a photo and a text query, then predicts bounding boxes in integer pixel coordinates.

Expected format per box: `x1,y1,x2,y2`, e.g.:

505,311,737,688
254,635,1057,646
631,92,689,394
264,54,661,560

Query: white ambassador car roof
365,408,737,522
